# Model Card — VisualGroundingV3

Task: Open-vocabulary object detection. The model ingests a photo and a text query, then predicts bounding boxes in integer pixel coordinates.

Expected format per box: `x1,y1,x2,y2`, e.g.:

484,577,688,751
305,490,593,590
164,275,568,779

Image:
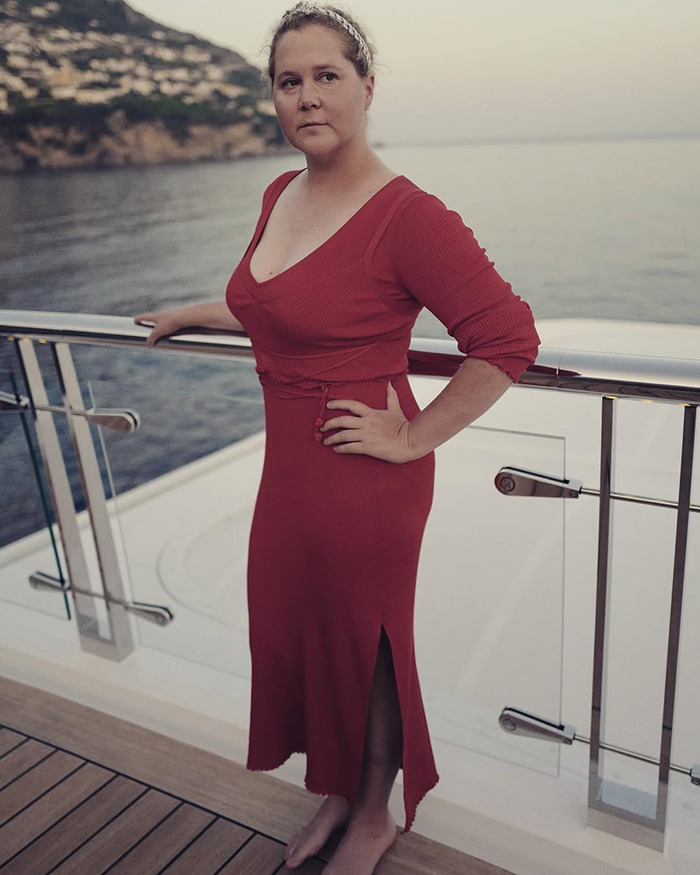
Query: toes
287,851,305,869
285,836,299,862
286,833,310,869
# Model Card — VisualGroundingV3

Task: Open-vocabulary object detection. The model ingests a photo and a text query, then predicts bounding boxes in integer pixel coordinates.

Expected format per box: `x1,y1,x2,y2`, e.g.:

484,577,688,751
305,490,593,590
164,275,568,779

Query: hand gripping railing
1,309,699,852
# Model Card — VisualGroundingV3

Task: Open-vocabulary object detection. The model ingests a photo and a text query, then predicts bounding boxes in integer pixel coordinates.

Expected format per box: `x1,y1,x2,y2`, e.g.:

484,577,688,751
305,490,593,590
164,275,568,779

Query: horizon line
375,130,700,149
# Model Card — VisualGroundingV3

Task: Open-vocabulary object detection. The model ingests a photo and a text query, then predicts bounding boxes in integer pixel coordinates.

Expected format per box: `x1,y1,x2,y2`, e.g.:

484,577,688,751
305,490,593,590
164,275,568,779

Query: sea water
1,135,698,324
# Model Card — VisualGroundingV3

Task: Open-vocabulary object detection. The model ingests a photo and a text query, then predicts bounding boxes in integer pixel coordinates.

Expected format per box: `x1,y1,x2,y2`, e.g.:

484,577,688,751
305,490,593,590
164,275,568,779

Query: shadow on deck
0,676,512,874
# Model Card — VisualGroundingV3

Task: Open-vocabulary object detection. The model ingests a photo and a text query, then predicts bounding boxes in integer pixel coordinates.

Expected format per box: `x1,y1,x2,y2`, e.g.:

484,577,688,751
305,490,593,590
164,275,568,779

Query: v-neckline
246,170,405,288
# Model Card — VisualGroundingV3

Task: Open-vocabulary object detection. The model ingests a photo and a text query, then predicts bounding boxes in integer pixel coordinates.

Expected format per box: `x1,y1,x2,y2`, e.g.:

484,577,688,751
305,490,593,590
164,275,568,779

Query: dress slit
367,624,404,771
354,623,407,807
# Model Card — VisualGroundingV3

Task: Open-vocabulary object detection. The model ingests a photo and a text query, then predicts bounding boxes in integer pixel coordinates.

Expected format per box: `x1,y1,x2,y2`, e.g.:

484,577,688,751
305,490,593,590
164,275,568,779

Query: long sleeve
375,191,540,383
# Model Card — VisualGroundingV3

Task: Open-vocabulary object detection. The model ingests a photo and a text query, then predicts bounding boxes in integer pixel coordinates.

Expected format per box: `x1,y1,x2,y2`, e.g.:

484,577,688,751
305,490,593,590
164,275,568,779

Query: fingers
133,313,160,347
330,440,364,454
133,312,155,324
145,329,165,347
320,414,362,432
326,384,402,416
133,312,176,347
323,429,363,447
326,398,370,415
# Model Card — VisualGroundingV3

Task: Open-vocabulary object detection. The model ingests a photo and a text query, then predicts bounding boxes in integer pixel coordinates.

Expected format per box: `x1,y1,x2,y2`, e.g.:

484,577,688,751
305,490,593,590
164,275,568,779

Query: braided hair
267,3,376,82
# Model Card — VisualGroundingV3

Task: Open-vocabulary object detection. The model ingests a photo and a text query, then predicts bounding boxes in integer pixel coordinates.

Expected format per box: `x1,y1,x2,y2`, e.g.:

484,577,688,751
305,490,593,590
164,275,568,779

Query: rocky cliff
0,0,287,171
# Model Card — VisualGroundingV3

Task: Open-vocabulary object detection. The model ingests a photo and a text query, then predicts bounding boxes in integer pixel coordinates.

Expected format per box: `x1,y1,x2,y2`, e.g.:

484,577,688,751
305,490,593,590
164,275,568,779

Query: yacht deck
0,676,511,874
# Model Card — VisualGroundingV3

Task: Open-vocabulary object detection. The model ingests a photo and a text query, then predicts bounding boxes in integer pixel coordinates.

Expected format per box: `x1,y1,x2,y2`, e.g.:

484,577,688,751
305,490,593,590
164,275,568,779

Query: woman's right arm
134,301,245,347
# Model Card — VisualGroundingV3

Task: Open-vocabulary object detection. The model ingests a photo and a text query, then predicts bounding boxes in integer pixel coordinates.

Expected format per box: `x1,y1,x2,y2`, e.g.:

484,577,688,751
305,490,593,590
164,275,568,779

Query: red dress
225,169,540,833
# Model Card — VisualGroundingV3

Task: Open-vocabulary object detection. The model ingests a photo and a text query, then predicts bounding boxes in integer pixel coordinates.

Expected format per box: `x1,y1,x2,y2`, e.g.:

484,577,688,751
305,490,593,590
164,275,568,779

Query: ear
364,73,375,109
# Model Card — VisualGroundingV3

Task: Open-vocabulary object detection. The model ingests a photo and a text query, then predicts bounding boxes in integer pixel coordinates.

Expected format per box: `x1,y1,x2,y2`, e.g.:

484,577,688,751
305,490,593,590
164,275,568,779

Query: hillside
0,0,286,171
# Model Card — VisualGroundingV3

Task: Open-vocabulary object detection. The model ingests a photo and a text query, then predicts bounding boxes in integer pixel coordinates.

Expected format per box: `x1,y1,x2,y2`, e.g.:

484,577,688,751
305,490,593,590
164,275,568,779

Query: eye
280,77,299,89
319,72,338,83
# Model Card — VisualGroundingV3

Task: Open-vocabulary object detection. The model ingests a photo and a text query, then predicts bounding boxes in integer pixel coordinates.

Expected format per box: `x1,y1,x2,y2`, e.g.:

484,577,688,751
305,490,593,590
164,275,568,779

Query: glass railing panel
76,346,264,674
598,498,676,800
612,398,685,504
0,364,70,619
413,378,565,777
599,398,697,804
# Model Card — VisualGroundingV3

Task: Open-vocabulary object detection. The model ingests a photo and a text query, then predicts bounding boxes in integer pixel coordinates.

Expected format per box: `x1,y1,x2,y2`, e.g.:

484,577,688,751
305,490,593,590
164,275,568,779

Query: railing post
16,339,100,642
16,338,134,661
52,341,135,659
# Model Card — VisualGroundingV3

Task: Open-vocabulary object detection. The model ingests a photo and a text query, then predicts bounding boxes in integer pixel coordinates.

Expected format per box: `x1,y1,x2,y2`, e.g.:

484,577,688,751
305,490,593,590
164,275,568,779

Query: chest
249,192,381,284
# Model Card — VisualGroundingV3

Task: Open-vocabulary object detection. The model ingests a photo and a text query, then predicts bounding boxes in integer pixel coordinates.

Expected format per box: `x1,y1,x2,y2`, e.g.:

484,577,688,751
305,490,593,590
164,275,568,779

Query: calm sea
1,136,699,545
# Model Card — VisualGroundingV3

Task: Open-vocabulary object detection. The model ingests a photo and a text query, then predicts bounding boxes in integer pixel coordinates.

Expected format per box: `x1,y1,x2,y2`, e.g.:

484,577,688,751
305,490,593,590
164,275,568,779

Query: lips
299,122,325,128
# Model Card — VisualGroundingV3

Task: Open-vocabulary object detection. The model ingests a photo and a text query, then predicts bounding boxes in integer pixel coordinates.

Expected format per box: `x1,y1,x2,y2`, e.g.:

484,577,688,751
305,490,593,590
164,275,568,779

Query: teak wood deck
0,676,512,874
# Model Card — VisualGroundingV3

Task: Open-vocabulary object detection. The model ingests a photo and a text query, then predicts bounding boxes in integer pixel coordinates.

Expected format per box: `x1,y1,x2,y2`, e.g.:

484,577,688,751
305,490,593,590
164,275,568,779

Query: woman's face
271,24,374,160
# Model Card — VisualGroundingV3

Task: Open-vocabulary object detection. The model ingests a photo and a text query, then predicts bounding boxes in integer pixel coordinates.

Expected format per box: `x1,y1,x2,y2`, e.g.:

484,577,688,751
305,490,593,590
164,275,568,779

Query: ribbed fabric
228,169,539,386
225,169,539,833
371,188,540,381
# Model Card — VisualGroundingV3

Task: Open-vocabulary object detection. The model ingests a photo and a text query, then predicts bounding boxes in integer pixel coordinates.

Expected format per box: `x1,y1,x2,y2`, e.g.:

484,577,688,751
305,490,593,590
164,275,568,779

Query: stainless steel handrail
1,309,699,403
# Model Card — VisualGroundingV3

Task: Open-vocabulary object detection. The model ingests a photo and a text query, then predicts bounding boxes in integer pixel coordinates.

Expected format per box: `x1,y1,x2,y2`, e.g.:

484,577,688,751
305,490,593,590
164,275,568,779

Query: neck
303,140,383,192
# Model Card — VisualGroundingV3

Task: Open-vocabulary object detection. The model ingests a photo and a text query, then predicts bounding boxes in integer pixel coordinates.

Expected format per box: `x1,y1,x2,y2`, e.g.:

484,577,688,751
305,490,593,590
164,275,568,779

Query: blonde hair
266,3,375,82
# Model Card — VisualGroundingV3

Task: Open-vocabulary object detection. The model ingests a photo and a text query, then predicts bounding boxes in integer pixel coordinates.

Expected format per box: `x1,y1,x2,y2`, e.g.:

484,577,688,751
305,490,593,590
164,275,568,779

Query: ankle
322,794,351,812
349,806,394,831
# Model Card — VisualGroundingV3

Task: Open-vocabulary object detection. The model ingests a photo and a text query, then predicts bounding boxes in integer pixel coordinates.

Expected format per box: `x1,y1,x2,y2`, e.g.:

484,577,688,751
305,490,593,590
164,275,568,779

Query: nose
298,81,321,110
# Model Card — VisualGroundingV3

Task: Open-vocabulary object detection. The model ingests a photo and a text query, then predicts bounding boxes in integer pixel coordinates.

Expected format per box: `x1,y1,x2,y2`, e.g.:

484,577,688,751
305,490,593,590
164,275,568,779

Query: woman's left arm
323,356,511,463
323,189,539,462
404,356,513,457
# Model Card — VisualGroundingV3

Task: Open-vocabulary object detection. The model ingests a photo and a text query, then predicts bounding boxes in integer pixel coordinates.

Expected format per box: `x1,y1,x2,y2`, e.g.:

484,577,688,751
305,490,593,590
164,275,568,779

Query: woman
135,3,540,872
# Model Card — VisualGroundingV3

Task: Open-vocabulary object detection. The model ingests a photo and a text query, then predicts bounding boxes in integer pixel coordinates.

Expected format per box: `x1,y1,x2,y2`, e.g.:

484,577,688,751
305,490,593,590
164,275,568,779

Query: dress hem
245,748,439,834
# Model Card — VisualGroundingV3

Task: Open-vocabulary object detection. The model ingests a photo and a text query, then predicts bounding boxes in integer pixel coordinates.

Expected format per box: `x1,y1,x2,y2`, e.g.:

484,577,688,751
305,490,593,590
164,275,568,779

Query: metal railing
1,308,700,401
1,308,699,853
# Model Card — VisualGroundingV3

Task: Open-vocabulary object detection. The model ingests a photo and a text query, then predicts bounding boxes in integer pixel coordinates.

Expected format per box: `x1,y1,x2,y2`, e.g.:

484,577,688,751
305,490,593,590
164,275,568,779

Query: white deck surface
1,319,699,875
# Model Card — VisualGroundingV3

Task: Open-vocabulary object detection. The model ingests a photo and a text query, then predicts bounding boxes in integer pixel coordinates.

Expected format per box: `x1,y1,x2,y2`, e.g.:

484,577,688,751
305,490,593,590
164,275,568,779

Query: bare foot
323,810,398,874
285,795,352,869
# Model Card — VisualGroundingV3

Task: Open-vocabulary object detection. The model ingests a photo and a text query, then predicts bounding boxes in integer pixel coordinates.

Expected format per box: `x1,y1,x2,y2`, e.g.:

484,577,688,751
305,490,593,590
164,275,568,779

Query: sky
130,0,700,144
